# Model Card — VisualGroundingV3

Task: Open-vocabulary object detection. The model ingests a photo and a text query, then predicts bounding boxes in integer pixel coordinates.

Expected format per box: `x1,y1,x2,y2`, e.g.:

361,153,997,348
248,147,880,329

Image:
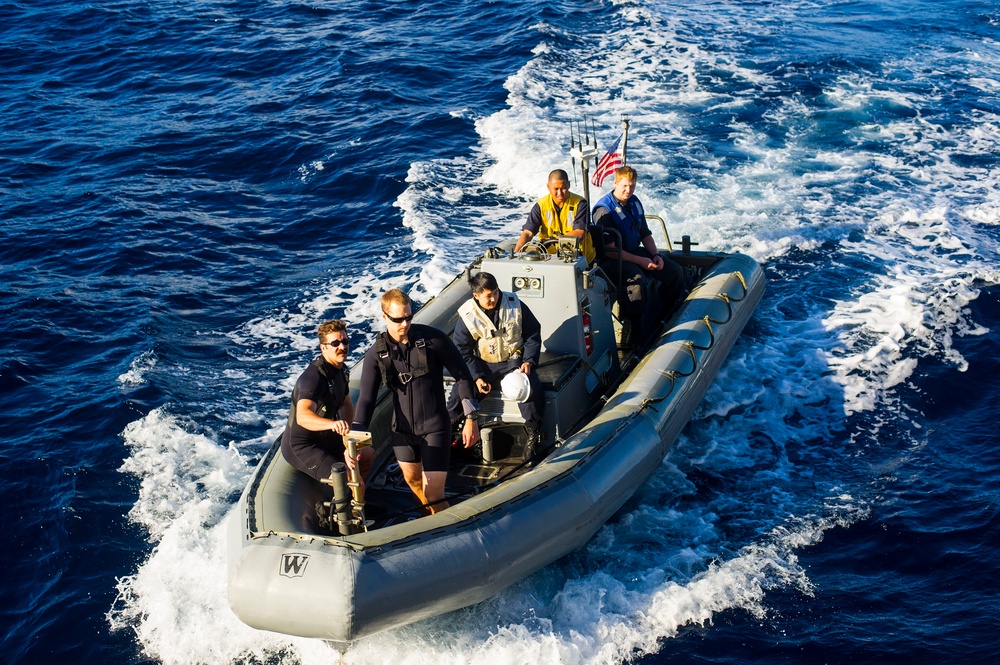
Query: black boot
523,421,540,467
620,318,632,349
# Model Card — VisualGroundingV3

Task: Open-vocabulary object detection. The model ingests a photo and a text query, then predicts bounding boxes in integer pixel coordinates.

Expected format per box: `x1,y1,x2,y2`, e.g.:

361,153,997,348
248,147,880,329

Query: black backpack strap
374,333,395,388
411,335,430,380
376,330,431,388
309,358,346,418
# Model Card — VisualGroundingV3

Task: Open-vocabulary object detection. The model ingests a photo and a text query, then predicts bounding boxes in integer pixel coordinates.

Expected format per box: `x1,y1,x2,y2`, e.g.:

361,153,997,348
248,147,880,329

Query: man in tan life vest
448,272,545,463
514,169,596,264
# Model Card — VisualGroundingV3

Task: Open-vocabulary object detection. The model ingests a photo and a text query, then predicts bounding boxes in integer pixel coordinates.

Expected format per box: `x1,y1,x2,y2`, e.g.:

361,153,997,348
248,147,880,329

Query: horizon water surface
2,1,999,663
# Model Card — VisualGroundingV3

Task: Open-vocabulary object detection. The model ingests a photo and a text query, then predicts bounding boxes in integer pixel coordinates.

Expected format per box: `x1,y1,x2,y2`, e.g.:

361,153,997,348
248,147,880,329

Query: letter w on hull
279,553,310,578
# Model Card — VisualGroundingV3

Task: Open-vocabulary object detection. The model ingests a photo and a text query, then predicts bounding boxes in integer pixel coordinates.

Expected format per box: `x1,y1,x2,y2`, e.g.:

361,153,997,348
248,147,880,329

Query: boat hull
227,252,765,642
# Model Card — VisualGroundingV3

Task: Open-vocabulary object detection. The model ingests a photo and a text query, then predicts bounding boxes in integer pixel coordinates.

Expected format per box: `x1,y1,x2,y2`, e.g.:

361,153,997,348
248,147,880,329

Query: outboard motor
319,463,360,535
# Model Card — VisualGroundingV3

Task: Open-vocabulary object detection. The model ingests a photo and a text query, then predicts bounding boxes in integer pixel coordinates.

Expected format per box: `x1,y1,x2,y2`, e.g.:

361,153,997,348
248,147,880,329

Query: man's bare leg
423,471,449,514
398,461,428,508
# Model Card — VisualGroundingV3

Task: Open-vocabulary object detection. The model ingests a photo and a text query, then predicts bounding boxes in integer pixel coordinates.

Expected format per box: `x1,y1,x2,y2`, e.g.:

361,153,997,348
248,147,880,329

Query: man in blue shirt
593,166,687,346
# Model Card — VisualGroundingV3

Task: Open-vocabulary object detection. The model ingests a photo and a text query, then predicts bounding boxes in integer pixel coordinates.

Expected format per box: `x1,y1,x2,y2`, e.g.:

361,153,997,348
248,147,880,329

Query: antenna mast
570,117,598,202
569,123,577,187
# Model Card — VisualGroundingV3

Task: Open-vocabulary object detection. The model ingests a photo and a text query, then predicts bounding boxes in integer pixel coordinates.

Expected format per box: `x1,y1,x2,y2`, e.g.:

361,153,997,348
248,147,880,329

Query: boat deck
361,436,536,527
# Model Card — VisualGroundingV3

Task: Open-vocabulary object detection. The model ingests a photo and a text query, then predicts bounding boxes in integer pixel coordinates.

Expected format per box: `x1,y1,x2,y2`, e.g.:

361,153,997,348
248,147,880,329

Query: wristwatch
466,412,479,420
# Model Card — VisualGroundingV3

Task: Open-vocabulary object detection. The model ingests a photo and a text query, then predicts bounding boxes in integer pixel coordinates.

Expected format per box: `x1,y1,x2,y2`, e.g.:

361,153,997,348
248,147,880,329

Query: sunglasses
382,310,414,324
322,338,350,349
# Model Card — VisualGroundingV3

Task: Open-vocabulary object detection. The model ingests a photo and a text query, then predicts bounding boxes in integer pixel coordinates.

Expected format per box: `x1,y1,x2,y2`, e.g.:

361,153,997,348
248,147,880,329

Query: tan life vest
536,192,596,263
458,292,524,364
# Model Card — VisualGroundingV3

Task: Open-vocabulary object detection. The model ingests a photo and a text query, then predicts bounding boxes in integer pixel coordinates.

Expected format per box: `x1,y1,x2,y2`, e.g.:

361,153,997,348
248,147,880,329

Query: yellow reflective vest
536,193,596,263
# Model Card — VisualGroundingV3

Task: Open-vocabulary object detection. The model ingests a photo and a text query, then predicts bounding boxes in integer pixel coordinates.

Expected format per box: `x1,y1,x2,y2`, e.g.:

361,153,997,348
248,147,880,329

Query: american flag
590,133,623,187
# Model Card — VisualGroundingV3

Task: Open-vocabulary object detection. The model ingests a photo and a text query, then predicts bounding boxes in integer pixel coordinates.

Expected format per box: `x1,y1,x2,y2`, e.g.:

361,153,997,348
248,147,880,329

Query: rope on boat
699,272,751,325
639,270,748,410
690,316,716,350
709,293,735,324
579,354,609,389
731,269,748,296
640,340,698,410
640,370,676,410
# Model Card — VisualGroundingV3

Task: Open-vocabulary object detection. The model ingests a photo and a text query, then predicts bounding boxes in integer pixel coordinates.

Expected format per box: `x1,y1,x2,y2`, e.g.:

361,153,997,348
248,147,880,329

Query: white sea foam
297,158,327,183
824,211,990,414
117,349,157,388
108,409,261,662
397,155,526,299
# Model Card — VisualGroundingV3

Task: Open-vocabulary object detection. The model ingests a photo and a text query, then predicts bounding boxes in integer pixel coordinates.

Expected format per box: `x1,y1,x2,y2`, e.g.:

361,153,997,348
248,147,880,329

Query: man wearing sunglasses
281,320,374,487
353,289,480,515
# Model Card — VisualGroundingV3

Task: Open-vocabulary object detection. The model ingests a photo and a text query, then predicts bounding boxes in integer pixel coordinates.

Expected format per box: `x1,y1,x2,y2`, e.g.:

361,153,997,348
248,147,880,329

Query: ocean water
2,0,999,663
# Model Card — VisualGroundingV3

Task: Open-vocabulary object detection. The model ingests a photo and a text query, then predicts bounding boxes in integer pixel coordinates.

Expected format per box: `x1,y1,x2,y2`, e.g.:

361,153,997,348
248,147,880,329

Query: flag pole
620,114,630,166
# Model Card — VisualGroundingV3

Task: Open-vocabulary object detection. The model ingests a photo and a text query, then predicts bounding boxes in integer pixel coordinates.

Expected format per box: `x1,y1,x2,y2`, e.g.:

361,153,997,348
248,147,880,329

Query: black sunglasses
382,310,414,324
322,338,350,348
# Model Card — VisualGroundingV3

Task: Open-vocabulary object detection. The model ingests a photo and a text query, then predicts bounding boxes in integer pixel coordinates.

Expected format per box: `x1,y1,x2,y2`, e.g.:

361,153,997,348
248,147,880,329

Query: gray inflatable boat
227,239,764,644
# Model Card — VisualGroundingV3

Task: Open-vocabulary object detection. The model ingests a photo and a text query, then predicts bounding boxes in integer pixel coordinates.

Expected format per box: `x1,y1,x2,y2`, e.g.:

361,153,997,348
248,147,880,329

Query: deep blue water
2,0,999,663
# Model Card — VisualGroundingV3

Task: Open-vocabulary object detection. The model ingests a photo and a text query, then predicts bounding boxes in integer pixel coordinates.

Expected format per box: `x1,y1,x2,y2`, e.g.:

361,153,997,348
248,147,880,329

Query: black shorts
281,430,345,483
391,430,452,473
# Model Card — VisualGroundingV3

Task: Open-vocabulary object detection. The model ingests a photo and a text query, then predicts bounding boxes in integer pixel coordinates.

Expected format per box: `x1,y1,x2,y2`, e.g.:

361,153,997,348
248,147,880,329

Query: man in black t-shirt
281,319,373,484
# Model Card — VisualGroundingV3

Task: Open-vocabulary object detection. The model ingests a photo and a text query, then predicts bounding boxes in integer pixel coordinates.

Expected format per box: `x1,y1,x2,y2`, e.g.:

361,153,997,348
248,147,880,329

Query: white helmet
500,371,532,403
